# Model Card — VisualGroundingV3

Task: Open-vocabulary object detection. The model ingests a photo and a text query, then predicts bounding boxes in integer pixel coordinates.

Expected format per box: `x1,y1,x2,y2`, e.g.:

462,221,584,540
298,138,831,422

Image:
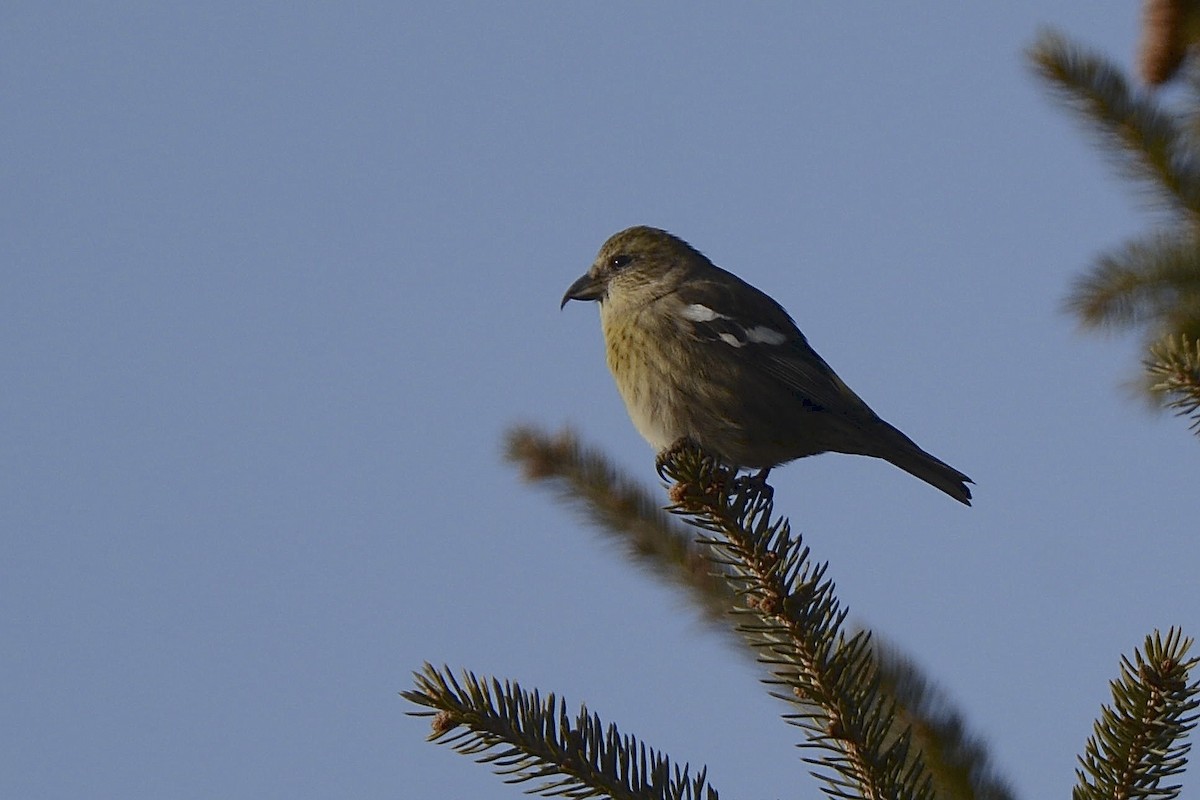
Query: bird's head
561,226,704,311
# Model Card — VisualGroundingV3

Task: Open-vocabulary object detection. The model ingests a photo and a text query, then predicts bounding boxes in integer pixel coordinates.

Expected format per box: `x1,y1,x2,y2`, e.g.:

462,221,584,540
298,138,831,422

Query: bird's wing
672,270,875,420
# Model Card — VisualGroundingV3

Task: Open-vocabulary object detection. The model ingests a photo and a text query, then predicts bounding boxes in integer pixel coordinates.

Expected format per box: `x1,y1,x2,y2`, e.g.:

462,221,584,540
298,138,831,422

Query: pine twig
876,643,1017,800
403,664,719,800
1029,29,1200,218
1065,230,1200,332
507,425,1006,800
1074,628,1199,800
1146,335,1200,432
657,442,933,800
505,425,740,624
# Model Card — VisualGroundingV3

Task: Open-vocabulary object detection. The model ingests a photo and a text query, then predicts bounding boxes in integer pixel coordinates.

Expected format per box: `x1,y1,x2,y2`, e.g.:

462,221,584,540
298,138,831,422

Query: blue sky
4,3,1198,798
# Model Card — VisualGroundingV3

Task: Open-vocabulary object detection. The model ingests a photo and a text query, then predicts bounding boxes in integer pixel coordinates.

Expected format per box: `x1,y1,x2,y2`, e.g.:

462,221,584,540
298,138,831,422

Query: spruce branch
1065,230,1200,332
1179,59,1200,134
403,664,719,800
1074,628,1198,800
1031,29,1200,409
1029,29,1200,217
657,442,933,800
876,644,1017,800
506,425,1006,800
1146,335,1200,432
505,425,740,625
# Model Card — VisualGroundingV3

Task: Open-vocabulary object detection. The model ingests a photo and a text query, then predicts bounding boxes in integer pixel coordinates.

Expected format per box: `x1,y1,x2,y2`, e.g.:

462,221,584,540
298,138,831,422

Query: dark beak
560,271,605,309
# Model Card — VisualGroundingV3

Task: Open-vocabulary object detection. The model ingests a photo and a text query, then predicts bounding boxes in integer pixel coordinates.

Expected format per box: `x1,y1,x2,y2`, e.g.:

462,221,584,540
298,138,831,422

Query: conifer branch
403,664,719,800
1031,30,1200,410
1029,30,1200,217
1179,60,1200,133
657,442,934,800
505,425,740,625
1065,230,1200,332
506,425,1005,800
1073,628,1198,800
1146,335,1200,432
876,644,1017,800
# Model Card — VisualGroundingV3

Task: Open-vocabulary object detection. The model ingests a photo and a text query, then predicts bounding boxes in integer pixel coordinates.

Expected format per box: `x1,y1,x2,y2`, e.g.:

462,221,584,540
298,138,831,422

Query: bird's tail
867,423,973,505
887,447,973,505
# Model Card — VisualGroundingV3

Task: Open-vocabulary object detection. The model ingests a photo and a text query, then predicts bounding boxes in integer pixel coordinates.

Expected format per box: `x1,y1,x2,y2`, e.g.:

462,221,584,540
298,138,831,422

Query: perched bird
561,226,973,505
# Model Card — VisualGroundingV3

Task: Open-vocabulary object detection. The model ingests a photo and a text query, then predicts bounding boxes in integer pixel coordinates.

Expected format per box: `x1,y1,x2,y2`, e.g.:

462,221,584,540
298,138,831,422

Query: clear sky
4,3,1197,799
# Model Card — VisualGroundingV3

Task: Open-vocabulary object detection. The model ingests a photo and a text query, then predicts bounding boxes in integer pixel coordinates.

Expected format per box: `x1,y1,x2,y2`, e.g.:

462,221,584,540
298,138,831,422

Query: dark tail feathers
867,422,973,505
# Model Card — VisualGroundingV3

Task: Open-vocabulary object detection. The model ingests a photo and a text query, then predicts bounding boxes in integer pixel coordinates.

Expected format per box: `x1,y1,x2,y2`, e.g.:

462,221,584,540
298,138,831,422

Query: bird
560,225,973,505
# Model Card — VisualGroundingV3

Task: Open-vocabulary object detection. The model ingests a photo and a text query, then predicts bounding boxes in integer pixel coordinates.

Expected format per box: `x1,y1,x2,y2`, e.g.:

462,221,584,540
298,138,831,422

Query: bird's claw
733,467,774,500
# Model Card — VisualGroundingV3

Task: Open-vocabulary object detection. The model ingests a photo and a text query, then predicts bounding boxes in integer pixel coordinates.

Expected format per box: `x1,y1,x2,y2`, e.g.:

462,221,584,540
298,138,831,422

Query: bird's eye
610,254,634,270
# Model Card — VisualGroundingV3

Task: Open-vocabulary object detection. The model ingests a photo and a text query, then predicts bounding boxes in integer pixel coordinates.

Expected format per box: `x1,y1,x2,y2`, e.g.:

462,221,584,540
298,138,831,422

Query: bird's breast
600,310,689,451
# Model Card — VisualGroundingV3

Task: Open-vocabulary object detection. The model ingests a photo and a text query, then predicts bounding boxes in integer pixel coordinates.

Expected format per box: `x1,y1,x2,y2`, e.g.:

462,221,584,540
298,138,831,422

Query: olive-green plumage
562,226,973,505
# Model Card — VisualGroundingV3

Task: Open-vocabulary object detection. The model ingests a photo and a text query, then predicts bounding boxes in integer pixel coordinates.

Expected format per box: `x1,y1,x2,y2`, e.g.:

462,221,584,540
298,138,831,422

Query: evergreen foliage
403,664,718,800
1074,629,1198,800
1029,30,1200,424
406,424,1195,800
654,442,934,800
1146,333,1200,429
503,427,738,624
507,426,1013,800
409,428,1137,800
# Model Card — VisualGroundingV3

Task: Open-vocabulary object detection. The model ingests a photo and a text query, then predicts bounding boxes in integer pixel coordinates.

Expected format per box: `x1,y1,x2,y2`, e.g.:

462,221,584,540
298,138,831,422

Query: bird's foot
733,467,774,500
